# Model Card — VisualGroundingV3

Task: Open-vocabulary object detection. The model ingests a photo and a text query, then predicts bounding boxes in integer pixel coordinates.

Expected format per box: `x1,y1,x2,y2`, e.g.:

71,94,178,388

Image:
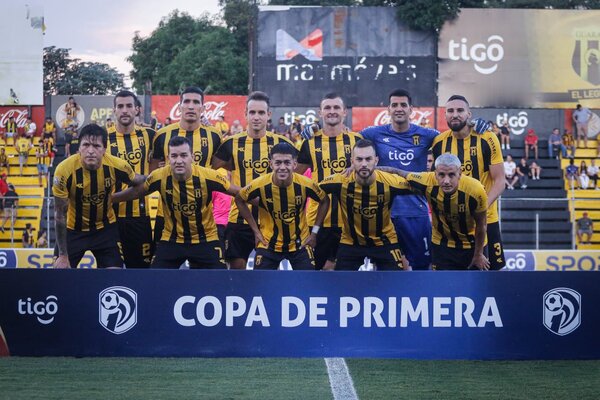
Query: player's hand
341,167,352,177
322,260,336,271
468,254,490,270
53,255,71,269
401,255,412,271
470,118,492,135
254,231,268,247
302,232,317,249
300,125,314,140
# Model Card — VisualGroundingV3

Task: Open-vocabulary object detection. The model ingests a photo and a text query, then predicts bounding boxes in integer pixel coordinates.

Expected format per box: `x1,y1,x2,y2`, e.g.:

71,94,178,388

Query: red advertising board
0,106,45,133
351,107,435,131
152,95,247,127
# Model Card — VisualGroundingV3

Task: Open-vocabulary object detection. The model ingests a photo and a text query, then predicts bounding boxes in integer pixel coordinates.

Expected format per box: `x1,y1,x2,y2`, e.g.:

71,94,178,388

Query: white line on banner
325,357,359,400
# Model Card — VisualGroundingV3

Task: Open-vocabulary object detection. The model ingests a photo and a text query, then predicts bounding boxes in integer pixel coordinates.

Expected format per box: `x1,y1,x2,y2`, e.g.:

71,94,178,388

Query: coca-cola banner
254,6,437,107
270,107,352,129
351,107,435,131
438,9,600,108
0,2,43,105
0,106,45,133
152,95,247,128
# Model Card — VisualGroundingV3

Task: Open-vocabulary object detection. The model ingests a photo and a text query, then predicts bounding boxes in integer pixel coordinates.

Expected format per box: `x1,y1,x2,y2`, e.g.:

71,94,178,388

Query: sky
43,0,222,84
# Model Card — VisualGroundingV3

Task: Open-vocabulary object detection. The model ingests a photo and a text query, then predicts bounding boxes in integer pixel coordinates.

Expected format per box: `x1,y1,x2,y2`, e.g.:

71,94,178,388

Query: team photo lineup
51,87,504,272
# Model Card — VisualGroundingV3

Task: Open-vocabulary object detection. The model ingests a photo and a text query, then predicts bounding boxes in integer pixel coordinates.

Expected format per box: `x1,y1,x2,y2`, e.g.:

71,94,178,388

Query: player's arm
469,210,490,271
211,156,233,171
53,197,70,269
211,139,234,171
376,166,409,178
234,192,267,247
487,163,506,208
303,195,329,249
295,140,311,174
112,182,148,203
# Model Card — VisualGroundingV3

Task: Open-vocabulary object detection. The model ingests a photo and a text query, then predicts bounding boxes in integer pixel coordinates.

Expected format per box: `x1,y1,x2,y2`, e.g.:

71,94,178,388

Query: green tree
219,0,259,51
43,46,124,95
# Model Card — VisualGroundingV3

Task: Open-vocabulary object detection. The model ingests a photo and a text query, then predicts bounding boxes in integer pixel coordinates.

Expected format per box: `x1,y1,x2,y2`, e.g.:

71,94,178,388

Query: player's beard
448,119,467,132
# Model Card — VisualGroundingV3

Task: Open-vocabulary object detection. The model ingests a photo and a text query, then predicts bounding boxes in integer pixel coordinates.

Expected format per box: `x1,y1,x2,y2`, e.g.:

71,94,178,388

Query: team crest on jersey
137,137,146,147
194,188,203,199
470,147,477,156
344,144,352,153
295,195,303,206
412,135,420,146
377,194,385,204
458,204,466,213
201,138,208,147
104,177,113,188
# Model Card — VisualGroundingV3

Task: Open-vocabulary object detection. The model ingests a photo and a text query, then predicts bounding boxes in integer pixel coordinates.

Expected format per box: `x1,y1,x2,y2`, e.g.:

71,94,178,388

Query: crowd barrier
0,269,598,359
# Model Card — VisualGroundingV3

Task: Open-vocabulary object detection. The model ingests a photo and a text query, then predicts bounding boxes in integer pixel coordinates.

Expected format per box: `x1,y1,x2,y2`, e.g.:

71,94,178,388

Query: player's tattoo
54,197,69,256
377,166,408,177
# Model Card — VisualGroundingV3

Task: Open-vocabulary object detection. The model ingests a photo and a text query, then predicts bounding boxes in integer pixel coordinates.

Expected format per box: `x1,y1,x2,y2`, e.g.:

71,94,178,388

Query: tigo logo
276,29,323,61
99,286,137,335
543,288,581,336
17,295,58,324
448,35,504,75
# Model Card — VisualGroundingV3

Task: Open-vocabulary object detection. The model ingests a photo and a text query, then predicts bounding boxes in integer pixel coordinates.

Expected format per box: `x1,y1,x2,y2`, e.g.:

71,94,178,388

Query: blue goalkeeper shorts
392,215,432,270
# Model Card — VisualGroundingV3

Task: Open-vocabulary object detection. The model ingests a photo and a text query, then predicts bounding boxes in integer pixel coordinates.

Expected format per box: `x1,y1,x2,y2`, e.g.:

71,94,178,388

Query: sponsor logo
242,158,270,174
169,101,228,122
388,149,415,166
373,109,433,126
503,251,535,271
448,35,504,75
496,111,528,135
18,295,58,324
282,109,319,126
276,29,323,61
0,109,29,129
173,201,198,217
0,250,17,268
543,288,581,336
116,149,143,165
99,286,137,334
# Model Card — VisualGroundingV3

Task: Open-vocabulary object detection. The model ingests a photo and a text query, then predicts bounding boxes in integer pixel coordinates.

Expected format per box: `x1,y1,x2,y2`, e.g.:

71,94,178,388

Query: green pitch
0,358,599,399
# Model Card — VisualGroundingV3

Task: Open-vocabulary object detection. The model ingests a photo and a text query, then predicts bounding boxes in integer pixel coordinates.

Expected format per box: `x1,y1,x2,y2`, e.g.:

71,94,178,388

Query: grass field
1,358,599,399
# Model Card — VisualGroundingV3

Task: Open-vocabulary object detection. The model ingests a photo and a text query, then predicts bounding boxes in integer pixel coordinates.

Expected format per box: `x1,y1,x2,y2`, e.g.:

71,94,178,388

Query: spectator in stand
0,147,10,175
576,212,594,245
148,112,159,130
42,117,57,142
24,118,36,140
2,116,18,145
565,158,579,189
266,118,273,132
588,159,599,190
35,228,48,248
274,117,289,137
524,128,539,160
516,158,529,189
499,120,511,150
490,121,501,140
22,223,34,248
572,104,592,148
230,119,243,136
548,128,565,159
214,115,230,137
35,139,50,187
64,127,80,158
14,133,32,176
504,154,518,190
164,117,172,127
290,117,303,141
1,183,18,233
562,129,576,158
530,160,542,180
579,160,590,189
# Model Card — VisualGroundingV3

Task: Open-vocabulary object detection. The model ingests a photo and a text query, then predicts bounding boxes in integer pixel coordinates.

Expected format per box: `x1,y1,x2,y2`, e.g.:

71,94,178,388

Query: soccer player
151,86,222,243
113,136,239,269
295,92,362,270
431,95,506,270
235,143,329,270
384,154,489,270
53,124,143,269
107,90,156,268
212,91,295,269
319,139,411,271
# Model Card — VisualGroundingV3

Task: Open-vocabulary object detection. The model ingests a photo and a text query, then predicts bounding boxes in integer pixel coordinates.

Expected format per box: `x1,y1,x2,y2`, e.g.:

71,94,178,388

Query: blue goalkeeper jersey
360,123,439,217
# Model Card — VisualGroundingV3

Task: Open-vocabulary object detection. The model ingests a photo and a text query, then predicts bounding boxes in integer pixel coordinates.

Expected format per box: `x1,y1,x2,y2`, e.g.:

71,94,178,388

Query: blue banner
0,270,598,359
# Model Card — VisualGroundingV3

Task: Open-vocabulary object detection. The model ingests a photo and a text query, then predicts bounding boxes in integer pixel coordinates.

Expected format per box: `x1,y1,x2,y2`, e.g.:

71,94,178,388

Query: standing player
360,89,438,270
113,136,239,269
295,93,362,270
151,86,222,242
431,95,506,270
236,143,329,270
53,124,143,269
320,140,411,271
107,90,156,268
212,91,294,269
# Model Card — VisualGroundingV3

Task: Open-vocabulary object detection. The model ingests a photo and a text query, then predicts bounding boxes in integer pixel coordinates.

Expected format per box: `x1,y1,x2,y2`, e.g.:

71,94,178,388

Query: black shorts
312,226,341,270
217,224,227,250
335,243,405,271
486,222,505,270
151,240,226,269
431,243,481,270
55,223,123,268
254,247,315,270
224,223,254,261
117,216,154,268
154,216,165,243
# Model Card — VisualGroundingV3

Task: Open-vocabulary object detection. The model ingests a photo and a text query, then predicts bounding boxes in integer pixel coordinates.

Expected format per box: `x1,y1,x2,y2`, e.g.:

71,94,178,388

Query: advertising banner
151,95,247,128
270,106,352,128
0,270,598,359
255,6,437,106
438,9,600,108
0,106,45,133
504,250,600,272
351,107,435,131
0,248,96,269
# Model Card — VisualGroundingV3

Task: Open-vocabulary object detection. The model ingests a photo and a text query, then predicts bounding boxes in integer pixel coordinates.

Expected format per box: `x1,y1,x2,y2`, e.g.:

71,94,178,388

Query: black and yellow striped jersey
405,172,488,249
43,122,55,133
5,120,17,133
431,129,503,223
239,173,326,252
145,164,230,244
319,170,410,247
52,153,135,232
214,131,294,224
152,122,221,167
298,130,362,227
36,142,51,165
107,125,155,218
